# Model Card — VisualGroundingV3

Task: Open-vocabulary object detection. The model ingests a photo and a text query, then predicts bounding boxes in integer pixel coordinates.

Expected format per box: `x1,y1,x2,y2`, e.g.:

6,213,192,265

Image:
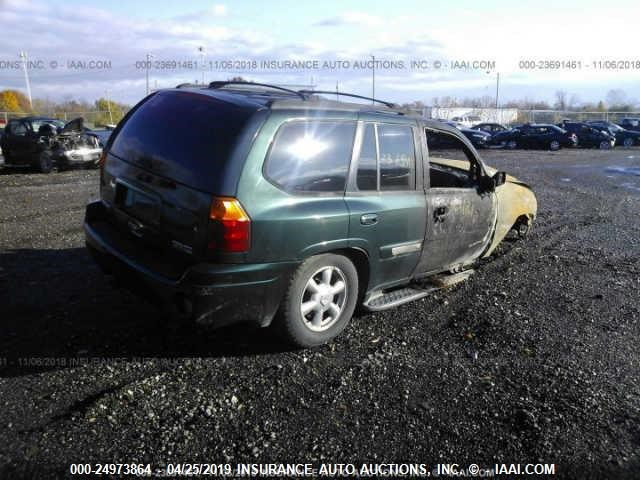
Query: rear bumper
84,201,297,328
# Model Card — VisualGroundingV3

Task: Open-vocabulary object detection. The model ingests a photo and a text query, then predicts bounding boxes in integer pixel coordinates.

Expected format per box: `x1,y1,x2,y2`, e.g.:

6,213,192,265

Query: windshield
31,119,65,132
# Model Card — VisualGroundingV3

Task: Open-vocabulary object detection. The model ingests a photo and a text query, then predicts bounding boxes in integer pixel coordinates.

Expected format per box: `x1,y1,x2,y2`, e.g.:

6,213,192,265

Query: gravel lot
0,149,639,479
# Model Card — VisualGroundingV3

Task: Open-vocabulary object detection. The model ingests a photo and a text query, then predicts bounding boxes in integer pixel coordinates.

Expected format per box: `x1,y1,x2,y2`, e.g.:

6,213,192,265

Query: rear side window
266,121,356,193
378,124,416,190
109,91,253,192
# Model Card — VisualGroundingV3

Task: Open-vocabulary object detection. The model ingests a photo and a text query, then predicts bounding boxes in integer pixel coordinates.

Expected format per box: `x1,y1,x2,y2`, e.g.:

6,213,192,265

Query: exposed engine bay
38,117,103,168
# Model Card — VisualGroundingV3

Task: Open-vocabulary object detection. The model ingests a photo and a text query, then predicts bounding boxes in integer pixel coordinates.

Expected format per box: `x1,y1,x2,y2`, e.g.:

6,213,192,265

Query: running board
362,269,475,312
364,286,439,311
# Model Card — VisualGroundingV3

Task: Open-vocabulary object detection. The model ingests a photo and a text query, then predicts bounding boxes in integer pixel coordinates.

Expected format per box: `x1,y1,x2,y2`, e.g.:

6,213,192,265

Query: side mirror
493,171,507,188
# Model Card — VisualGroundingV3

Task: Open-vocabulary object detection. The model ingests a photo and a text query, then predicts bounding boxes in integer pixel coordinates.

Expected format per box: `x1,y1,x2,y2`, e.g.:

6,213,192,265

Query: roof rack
175,83,202,88
208,81,307,100
299,90,397,109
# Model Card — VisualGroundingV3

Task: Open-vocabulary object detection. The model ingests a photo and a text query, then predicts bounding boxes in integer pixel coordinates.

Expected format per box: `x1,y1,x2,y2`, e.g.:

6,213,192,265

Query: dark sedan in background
440,120,492,148
471,122,509,135
558,121,616,149
587,120,640,147
618,118,640,132
491,124,577,151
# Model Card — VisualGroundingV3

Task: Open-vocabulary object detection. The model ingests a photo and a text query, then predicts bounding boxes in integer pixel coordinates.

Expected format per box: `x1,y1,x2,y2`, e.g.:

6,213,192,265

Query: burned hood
482,163,532,189
61,117,85,134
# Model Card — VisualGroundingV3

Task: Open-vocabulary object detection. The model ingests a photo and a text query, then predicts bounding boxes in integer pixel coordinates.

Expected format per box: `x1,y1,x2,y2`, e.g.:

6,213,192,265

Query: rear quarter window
265,121,356,193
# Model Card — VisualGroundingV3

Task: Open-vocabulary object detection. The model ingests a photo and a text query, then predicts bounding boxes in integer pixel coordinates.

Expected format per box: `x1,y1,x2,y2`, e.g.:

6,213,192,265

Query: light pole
145,53,154,95
370,54,375,103
19,51,33,109
495,72,500,110
198,46,206,85
105,89,113,124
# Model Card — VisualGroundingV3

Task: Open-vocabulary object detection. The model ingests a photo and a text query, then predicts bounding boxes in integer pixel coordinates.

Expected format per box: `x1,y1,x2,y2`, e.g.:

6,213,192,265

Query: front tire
506,140,517,150
2,150,12,165
623,137,634,147
549,140,561,151
274,253,359,347
599,140,611,150
38,150,53,173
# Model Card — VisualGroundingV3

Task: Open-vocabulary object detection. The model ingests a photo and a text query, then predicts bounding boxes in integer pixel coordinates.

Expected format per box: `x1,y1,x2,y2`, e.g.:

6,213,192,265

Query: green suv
84,81,537,347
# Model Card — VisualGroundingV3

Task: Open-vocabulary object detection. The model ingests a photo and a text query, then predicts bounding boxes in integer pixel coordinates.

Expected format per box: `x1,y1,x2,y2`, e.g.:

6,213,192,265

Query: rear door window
266,121,356,193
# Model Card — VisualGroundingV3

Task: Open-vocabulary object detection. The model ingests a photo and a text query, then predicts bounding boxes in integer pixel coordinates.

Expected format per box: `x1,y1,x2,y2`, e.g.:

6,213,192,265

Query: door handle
434,206,448,222
360,213,378,226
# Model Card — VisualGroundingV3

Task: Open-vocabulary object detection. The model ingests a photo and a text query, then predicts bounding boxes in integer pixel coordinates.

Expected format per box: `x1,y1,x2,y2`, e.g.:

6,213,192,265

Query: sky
0,0,639,108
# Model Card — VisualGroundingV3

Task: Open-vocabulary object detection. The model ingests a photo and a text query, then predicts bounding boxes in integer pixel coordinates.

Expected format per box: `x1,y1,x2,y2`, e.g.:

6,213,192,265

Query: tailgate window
109,90,253,192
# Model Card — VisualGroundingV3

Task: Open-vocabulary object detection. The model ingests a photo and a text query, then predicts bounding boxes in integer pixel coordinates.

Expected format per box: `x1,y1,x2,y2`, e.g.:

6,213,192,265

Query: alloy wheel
300,266,348,332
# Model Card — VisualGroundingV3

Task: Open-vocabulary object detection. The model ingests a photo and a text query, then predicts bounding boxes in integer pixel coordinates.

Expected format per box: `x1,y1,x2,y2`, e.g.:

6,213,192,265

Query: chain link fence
511,110,640,125
419,107,640,127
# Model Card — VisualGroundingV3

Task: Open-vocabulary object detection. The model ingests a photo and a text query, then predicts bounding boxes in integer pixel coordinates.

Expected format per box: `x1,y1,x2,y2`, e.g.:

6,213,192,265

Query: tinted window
356,124,377,191
378,124,415,190
266,121,356,192
110,90,253,192
10,121,26,135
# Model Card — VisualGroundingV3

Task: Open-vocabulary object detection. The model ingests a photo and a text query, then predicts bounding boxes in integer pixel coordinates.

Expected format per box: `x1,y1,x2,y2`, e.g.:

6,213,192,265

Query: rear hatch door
100,90,259,275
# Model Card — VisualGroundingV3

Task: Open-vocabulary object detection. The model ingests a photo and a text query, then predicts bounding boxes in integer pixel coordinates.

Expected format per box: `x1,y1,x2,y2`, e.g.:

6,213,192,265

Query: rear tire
506,140,517,150
549,140,561,151
623,137,634,147
274,253,358,347
38,150,53,173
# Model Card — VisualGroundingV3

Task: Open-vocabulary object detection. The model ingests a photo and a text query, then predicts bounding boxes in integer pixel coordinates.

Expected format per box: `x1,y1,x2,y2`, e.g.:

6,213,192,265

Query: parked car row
456,118,640,151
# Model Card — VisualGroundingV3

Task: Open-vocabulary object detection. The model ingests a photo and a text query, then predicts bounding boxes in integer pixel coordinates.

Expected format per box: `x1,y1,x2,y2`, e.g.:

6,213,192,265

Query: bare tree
554,90,568,111
605,89,629,111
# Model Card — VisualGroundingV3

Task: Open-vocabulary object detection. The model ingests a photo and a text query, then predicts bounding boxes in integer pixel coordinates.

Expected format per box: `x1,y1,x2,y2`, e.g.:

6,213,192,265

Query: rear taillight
207,197,251,253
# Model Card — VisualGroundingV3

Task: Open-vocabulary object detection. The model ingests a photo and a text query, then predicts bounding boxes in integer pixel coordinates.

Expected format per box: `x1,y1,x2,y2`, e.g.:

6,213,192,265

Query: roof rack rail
175,83,202,88
299,90,397,109
208,81,307,100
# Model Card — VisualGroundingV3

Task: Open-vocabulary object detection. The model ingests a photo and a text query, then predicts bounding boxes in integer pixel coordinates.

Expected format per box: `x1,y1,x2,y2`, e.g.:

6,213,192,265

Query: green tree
94,98,124,126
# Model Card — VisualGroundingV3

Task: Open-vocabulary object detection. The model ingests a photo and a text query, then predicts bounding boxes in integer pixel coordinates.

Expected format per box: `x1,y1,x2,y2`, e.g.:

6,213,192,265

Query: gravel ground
0,149,639,479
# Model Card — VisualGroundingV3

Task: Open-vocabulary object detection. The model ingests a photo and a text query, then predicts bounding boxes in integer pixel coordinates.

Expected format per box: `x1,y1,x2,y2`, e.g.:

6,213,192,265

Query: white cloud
315,11,383,28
